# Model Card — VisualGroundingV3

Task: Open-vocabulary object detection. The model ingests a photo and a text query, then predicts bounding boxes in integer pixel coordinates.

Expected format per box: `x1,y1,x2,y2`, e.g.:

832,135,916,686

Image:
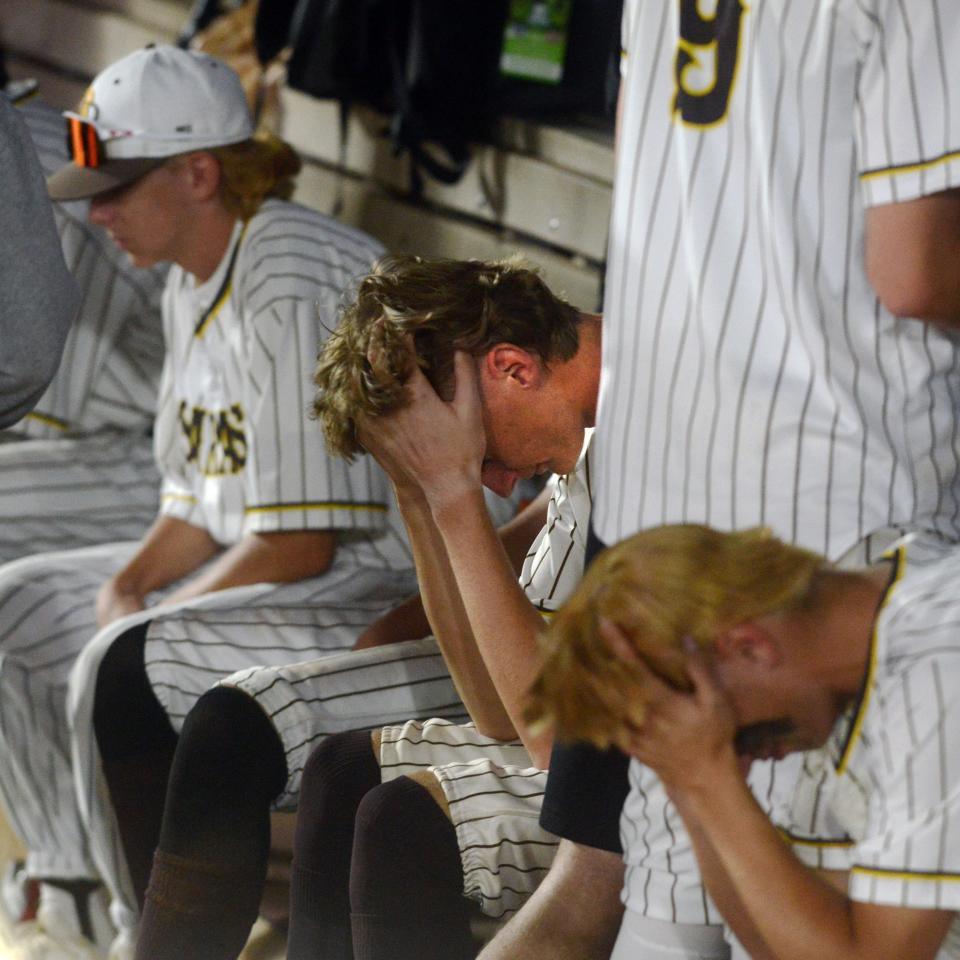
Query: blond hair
313,255,583,459
210,130,301,221
526,525,825,748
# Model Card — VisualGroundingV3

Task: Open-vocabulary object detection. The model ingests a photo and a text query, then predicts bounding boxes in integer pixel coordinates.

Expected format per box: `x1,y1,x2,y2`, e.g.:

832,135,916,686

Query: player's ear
178,151,222,202
482,344,543,390
714,623,781,669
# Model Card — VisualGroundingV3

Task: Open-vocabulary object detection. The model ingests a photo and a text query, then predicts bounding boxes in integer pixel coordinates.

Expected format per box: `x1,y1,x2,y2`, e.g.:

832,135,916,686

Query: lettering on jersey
178,402,205,464
673,0,747,127
178,401,248,476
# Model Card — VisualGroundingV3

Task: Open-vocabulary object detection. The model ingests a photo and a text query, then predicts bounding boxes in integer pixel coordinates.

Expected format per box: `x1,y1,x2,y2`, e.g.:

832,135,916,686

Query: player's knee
351,778,443,872
295,730,380,864
301,730,379,800
173,686,287,802
405,769,451,820
354,777,433,846
350,777,462,914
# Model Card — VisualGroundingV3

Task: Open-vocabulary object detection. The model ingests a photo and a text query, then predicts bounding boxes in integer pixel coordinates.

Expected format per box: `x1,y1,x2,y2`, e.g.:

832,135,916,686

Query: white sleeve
856,0,960,206
240,292,392,535
847,655,960,910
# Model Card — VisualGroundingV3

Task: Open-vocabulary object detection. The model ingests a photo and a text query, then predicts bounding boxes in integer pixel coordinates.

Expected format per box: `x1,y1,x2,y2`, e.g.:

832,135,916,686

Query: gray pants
0,431,158,563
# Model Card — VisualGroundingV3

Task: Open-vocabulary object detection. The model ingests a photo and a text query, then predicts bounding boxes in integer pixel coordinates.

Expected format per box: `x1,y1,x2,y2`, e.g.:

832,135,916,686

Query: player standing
484,1,960,958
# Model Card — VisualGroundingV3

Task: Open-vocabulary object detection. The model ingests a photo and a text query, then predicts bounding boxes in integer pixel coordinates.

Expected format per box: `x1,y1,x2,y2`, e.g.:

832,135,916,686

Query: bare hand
598,623,741,792
357,351,486,509
96,578,145,629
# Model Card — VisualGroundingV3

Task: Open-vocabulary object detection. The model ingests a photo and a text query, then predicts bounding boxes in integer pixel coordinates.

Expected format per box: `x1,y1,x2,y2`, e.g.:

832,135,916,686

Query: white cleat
106,925,135,960
32,882,115,958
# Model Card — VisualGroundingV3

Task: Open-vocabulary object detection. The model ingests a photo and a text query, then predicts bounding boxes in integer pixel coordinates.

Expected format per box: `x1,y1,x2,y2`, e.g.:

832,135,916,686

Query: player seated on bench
125,255,601,960
529,524,960,960
0,44,427,960
279,263,601,960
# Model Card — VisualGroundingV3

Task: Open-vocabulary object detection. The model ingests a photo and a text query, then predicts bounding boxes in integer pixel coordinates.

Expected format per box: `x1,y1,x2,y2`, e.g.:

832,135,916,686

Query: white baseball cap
48,44,254,201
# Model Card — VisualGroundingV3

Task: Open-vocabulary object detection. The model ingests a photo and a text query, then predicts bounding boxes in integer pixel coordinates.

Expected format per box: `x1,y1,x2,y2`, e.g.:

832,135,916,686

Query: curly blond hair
525,525,826,748
313,255,583,459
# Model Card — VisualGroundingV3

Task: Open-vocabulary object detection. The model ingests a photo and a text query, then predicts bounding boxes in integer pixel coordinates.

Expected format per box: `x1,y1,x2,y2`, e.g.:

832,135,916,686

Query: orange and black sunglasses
65,116,104,168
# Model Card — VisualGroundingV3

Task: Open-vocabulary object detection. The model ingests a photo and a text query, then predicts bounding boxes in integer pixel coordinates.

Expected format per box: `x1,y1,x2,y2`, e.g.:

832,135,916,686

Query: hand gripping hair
524,524,825,749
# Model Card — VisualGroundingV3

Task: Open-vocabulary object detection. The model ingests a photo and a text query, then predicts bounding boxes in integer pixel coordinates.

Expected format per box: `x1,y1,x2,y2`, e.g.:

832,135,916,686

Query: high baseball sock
349,776,477,960
286,730,380,960
94,621,178,909
134,685,287,960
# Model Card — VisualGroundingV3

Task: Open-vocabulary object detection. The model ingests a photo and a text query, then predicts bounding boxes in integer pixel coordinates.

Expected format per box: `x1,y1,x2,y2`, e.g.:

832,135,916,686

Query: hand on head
584,622,742,792
357,349,486,509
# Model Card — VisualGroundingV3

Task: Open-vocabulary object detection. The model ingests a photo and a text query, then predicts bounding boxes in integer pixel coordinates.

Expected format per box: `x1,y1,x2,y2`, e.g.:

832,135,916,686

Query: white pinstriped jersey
593,0,960,557
520,431,592,615
780,534,960,957
9,101,166,439
154,199,410,565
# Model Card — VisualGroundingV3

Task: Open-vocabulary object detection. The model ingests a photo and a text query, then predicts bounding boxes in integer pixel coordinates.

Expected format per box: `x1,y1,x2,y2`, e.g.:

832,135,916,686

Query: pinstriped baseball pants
0,541,439,933
378,718,556,920
77,632,466,926
0,432,158,564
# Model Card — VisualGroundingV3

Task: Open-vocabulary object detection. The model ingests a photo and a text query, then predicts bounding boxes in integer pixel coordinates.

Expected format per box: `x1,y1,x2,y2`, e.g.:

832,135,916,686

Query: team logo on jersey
673,0,747,127
178,402,248,476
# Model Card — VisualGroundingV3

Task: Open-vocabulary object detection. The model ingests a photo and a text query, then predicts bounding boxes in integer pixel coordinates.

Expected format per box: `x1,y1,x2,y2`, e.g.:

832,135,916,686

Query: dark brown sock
134,849,263,960
133,686,287,958
93,621,178,909
101,749,176,909
287,730,380,960
349,777,476,960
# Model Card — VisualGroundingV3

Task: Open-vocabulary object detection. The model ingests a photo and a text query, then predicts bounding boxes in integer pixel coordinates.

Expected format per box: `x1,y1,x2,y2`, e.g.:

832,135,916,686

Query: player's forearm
396,488,515,736
671,765,867,960
372,493,545,649
479,841,624,960
669,786,776,960
111,514,222,599
352,593,430,649
865,189,960,326
162,528,335,606
432,487,554,763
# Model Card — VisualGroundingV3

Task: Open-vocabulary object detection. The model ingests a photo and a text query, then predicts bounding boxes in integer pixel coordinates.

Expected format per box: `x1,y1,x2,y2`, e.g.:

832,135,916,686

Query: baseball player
0,45,435,960
0,97,166,565
120,256,599,960
530,525,960,960
0,90,74,426
278,379,595,960
483,2,960,958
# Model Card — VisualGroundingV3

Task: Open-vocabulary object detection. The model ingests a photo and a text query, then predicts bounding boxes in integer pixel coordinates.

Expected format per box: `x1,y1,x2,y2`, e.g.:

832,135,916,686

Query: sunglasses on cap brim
65,116,105,168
